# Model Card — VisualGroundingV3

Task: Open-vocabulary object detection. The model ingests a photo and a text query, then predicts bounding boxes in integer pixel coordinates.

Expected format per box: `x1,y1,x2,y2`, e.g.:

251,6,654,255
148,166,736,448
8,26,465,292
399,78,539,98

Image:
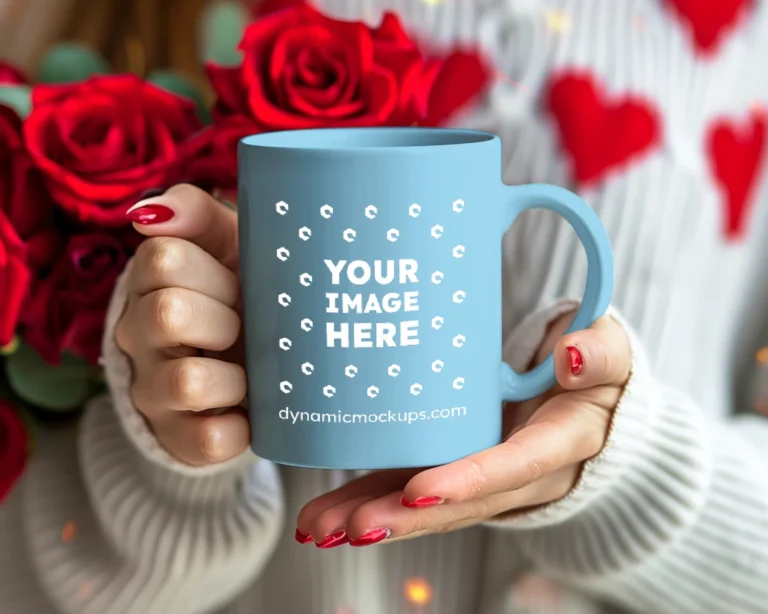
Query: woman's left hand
296,313,632,548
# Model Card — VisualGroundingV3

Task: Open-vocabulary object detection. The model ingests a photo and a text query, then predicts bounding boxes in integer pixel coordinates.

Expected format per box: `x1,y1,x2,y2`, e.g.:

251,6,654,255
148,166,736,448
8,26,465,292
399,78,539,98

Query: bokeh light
62,521,77,543
544,10,572,33
757,347,768,364
77,581,93,601
404,577,433,606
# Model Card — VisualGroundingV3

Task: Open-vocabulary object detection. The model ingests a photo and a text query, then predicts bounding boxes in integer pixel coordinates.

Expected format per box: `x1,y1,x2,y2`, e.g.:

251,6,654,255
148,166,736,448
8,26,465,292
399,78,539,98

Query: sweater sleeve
71,262,285,614
488,298,768,614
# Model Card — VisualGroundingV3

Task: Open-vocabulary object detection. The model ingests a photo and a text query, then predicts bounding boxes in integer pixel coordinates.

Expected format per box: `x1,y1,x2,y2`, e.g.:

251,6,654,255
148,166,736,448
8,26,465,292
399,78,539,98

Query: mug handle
500,184,614,402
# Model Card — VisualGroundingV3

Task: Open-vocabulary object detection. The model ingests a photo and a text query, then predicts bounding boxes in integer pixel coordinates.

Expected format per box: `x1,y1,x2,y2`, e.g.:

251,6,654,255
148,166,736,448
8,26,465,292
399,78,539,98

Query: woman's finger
128,236,240,306
132,357,247,415
296,469,417,533
152,409,251,467
400,393,610,505
342,468,577,545
300,495,378,547
126,183,240,270
129,287,241,351
554,315,631,390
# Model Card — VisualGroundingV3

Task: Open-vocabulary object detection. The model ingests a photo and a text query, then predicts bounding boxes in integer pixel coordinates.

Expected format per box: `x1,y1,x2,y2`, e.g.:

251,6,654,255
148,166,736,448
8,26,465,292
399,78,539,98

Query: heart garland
546,71,662,186
706,108,766,240
546,70,766,240
663,0,754,55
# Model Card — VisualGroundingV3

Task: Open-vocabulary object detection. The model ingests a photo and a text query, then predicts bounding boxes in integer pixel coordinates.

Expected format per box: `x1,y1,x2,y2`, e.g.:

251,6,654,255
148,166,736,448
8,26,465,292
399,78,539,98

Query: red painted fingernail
315,530,349,549
349,528,391,547
400,495,444,508
294,528,313,544
566,346,584,375
125,203,175,225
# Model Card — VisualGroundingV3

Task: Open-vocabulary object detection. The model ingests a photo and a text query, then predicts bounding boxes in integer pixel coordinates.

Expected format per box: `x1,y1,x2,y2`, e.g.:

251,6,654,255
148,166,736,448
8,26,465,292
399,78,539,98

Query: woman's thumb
126,184,239,270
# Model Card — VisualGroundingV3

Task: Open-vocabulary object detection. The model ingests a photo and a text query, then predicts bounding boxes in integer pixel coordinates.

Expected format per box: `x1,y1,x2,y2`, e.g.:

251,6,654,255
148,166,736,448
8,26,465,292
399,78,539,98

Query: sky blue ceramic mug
238,127,613,470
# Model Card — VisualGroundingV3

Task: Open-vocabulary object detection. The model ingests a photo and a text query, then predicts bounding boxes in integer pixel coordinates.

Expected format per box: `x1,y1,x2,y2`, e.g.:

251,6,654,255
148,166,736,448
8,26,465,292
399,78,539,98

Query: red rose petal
250,0,308,18
372,12,417,48
0,211,30,346
182,117,259,191
0,62,28,85
420,50,491,127
207,64,250,121
295,47,333,88
359,67,399,125
0,400,28,505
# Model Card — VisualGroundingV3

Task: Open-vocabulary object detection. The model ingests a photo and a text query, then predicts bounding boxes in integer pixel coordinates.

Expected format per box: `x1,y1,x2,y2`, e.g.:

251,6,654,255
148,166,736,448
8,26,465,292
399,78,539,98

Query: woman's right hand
116,184,251,466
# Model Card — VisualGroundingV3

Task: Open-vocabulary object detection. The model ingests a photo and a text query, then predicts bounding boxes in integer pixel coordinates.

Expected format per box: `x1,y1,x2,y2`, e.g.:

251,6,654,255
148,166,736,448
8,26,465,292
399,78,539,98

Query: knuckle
461,456,489,499
171,359,212,407
151,288,189,338
524,455,549,484
408,510,431,534
146,237,187,281
505,438,549,487
174,183,204,198
198,419,224,464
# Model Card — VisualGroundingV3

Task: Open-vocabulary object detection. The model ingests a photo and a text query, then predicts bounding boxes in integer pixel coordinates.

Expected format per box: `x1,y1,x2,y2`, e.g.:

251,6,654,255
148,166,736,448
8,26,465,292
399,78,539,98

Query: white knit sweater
3,1,768,613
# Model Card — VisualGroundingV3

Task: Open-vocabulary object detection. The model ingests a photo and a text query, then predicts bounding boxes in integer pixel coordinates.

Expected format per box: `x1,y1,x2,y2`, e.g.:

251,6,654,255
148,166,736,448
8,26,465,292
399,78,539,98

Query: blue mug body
238,127,613,470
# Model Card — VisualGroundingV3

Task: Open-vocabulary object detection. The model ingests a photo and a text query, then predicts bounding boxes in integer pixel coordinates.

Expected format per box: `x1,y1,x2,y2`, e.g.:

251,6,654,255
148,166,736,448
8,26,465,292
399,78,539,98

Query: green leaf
148,70,212,124
5,343,103,412
36,42,110,84
200,0,248,66
0,86,31,118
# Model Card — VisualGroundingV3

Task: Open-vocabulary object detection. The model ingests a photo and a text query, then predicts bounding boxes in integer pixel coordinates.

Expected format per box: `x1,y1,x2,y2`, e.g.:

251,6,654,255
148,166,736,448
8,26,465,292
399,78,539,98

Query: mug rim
239,127,498,152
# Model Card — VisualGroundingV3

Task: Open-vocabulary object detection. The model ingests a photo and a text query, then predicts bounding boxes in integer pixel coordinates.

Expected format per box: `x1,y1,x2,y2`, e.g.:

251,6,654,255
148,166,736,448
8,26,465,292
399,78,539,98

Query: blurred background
0,0,253,103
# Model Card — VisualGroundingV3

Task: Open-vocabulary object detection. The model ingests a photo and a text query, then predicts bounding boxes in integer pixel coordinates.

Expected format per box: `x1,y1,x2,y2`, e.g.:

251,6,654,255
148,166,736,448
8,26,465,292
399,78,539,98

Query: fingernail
400,495,444,508
349,527,391,547
294,528,313,544
315,530,349,549
566,346,584,375
125,202,175,225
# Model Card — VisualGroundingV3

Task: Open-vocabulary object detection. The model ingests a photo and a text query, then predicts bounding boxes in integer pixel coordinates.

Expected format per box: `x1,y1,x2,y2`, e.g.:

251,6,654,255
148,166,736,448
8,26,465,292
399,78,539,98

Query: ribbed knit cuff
101,260,255,476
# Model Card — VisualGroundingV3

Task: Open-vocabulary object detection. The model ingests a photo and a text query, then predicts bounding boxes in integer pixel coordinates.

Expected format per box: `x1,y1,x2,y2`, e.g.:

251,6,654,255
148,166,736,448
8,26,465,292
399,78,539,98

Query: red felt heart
546,72,662,186
706,109,766,240
663,0,753,54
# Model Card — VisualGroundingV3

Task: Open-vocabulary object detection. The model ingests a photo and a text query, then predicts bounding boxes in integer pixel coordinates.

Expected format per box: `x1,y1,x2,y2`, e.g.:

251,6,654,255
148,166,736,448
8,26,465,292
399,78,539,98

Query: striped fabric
3,1,768,613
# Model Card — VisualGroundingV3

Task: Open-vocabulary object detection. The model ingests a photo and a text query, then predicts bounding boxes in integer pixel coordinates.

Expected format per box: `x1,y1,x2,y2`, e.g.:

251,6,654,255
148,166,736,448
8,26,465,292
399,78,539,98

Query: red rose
0,62,28,85
0,103,59,271
249,0,305,18
24,75,203,227
0,399,28,505
0,209,31,347
206,4,489,131
196,5,489,189
183,116,255,192
22,231,139,365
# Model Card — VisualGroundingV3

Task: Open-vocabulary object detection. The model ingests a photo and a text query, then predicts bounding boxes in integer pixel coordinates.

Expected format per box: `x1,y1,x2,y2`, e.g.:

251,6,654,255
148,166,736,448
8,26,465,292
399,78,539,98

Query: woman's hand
116,185,250,466
296,313,631,547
